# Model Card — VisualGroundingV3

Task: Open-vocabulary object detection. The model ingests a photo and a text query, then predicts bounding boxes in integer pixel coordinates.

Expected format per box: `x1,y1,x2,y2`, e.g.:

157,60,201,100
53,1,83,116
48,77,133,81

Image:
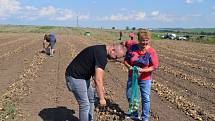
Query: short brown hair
137,29,151,42
44,34,48,40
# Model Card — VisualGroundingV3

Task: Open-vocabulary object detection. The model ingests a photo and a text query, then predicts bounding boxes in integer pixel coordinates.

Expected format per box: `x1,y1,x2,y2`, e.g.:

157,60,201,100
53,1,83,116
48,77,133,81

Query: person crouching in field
43,33,56,57
65,44,126,121
124,29,158,121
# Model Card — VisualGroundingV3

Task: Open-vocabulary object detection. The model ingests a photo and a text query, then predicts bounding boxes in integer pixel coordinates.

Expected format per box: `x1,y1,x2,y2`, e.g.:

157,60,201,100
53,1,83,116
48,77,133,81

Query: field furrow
0,51,46,120
159,62,214,90
0,36,40,59
0,39,42,96
0,28,214,121
153,40,215,56
0,35,29,48
0,33,24,44
159,54,215,76
152,80,215,121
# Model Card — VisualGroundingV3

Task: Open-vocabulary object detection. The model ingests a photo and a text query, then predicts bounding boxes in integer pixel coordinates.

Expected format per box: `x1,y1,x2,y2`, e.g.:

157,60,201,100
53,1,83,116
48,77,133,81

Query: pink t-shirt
125,45,158,80
125,40,138,49
138,47,158,80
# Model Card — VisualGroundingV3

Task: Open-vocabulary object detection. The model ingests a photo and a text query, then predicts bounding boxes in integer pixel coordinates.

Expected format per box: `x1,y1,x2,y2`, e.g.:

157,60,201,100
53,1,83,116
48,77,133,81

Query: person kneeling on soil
65,44,126,121
43,33,56,57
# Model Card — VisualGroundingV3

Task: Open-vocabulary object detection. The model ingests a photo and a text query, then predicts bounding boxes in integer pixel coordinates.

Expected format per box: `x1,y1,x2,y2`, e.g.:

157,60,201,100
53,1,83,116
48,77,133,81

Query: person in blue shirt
43,33,56,57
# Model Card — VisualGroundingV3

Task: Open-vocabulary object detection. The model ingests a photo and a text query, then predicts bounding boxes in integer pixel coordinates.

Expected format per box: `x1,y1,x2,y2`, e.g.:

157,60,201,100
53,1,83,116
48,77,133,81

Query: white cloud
39,6,58,16
98,11,146,22
97,10,197,23
101,14,131,21
144,10,175,22
135,11,146,21
149,11,191,22
153,13,203,22
185,0,204,4
18,15,37,20
154,14,174,22
186,0,193,4
0,0,90,21
42,8,78,21
18,6,40,20
0,0,21,18
53,11,75,21
17,5,89,21
79,15,90,21
94,9,205,24
97,10,179,23
24,6,37,11
152,13,200,23
151,11,160,16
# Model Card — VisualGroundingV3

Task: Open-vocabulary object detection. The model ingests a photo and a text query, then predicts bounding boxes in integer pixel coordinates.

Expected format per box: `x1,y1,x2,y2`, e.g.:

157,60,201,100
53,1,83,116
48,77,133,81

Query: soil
0,28,214,121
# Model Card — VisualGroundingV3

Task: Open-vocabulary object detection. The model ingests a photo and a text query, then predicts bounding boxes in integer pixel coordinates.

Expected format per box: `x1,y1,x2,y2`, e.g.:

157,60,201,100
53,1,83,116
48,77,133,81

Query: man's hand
99,98,106,106
94,67,106,106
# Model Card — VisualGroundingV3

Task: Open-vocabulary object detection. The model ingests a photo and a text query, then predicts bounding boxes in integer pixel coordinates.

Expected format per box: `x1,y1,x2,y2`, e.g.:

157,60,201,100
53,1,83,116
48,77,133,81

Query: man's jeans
126,77,152,121
66,76,95,121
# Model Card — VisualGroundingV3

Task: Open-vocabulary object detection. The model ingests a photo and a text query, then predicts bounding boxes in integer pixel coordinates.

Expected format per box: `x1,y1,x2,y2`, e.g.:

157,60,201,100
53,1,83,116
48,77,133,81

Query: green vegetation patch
151,28,215,44
30,26,59,33
0,99,16,121
204,37,215,44
151,33,161,40
0,25,60,33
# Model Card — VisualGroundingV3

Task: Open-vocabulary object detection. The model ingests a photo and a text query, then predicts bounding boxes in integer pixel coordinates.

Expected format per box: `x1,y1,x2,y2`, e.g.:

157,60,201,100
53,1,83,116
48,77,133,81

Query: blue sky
0,0,215,29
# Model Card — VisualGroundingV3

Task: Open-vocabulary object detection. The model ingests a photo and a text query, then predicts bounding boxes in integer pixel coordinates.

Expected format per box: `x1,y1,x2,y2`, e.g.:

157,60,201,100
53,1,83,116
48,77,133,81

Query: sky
0,0,215,29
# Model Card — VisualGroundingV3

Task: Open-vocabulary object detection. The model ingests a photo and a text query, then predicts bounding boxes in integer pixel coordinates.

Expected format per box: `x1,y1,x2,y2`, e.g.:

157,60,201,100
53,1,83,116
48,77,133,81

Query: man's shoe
41,50,46,53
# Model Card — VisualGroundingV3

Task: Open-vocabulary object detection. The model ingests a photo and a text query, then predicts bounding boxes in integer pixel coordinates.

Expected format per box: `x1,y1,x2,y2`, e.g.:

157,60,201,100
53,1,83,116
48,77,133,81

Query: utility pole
77,16,79,27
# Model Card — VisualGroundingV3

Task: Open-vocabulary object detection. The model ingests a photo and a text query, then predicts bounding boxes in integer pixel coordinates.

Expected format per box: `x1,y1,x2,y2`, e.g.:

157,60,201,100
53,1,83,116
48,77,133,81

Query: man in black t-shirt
65,44,126,121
